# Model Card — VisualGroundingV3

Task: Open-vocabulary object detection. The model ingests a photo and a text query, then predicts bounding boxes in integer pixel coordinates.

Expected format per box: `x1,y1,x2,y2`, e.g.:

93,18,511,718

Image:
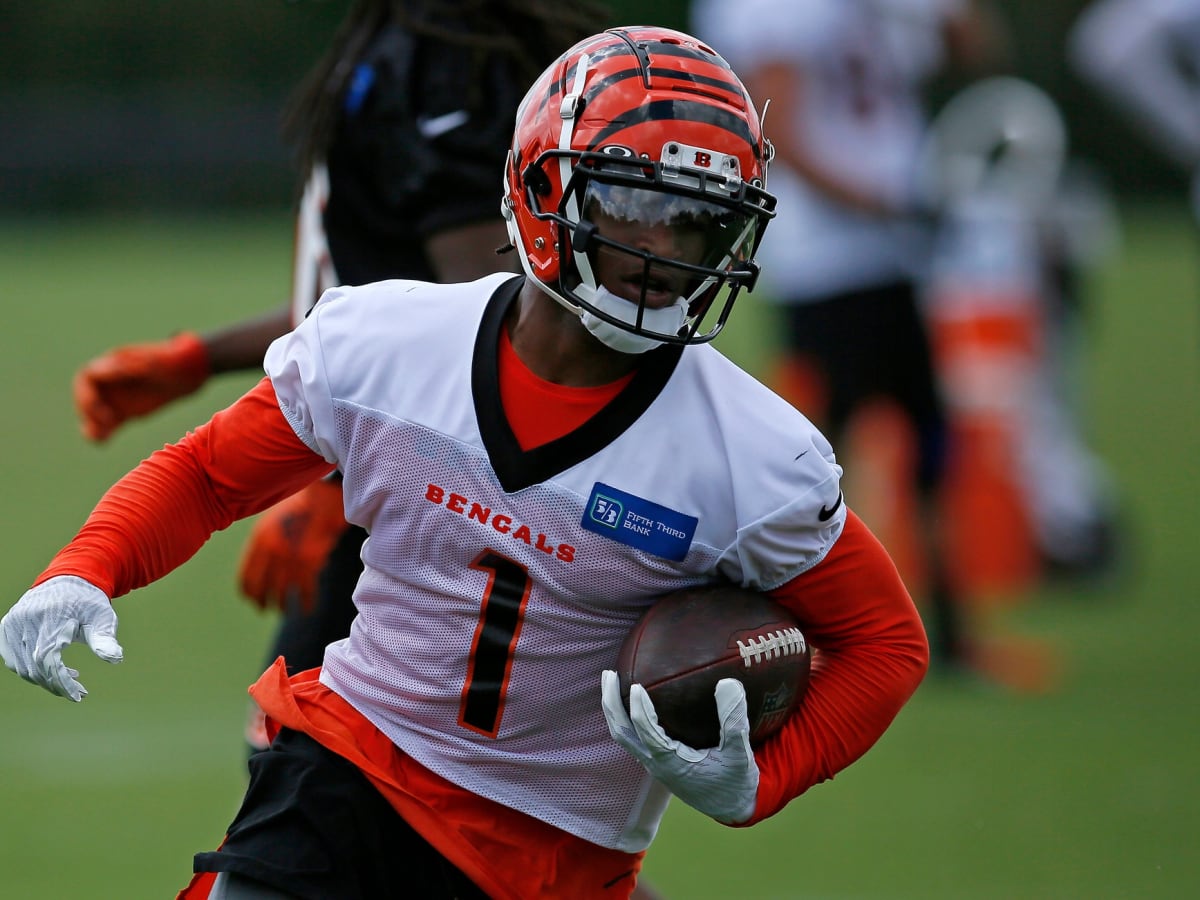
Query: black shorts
195,728,490,900
782,281,947,487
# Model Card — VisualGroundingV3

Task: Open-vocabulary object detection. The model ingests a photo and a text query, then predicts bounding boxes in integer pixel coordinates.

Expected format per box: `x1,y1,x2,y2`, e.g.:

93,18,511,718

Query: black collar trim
472,277,683,493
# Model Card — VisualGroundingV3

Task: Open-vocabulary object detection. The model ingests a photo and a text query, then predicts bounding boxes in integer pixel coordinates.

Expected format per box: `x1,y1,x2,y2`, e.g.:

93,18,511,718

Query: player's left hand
0,576,124,701
601,669,759,824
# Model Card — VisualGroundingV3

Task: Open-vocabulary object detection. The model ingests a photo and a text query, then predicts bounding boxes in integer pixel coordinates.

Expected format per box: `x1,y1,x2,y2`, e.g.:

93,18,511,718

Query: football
616,583,812,749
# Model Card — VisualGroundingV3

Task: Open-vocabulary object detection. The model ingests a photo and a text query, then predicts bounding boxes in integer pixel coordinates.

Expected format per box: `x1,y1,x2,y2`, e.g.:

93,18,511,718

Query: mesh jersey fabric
263,273,847,851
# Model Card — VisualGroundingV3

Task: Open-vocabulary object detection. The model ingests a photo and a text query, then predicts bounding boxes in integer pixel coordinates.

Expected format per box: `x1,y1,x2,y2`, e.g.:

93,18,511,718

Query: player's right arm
73,305,293,442
748,510,929,822
1,378,334,700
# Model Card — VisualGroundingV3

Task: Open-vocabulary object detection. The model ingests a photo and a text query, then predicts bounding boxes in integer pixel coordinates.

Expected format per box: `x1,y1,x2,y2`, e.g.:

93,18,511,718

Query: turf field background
1,203,1197,898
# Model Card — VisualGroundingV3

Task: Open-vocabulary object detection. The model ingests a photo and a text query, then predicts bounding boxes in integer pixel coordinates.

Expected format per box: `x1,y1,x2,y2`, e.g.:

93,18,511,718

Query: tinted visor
581,181,758,276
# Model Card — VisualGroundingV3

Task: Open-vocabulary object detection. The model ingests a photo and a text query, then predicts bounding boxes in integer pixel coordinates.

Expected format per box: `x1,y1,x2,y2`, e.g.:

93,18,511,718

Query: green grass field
1,203,1197,898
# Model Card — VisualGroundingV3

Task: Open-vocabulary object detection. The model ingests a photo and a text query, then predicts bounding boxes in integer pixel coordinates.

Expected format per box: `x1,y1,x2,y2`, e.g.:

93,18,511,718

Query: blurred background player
71,0,611,752
1070,0,1200,214
1068,0,1200,374
689,0,1009,680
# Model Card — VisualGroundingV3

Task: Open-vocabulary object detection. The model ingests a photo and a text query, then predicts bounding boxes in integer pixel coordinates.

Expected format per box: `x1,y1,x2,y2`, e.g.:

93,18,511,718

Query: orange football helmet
502,26,775,349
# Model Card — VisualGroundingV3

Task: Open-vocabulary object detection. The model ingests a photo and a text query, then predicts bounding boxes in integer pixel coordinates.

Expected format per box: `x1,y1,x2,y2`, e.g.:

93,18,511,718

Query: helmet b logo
693,151,713,168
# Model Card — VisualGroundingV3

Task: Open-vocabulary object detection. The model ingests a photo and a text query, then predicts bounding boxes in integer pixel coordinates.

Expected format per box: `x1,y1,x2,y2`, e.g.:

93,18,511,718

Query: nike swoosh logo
817,491,843,522
416,109,469,138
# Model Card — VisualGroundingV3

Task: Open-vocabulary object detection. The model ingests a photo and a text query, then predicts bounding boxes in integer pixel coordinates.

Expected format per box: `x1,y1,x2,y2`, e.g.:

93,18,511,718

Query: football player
3,27,928,900
1070,0,1200,178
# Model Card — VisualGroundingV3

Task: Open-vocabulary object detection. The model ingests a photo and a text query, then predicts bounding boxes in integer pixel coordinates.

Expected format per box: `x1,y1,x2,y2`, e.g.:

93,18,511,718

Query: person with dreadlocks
70,0,611,753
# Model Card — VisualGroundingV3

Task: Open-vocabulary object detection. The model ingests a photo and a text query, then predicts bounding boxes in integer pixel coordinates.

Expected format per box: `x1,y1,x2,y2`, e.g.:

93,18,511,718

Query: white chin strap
578,285,689,354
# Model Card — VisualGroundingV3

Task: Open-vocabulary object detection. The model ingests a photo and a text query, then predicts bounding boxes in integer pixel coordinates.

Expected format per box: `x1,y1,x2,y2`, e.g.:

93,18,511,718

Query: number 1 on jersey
459,549,531,737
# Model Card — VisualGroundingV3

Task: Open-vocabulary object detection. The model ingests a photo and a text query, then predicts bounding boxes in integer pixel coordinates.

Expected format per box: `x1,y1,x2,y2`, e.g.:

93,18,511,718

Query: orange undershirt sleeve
743,509,930,824
35,378,334,598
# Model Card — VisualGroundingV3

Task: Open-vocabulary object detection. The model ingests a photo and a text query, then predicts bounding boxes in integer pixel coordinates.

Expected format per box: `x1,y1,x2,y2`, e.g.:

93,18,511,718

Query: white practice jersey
263,273,846,852
693,0,956,300
289,163,338,327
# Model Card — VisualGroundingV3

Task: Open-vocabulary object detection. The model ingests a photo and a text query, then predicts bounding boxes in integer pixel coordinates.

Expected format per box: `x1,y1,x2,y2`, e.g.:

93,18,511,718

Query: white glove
0,575,124,701
600,669,759,824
